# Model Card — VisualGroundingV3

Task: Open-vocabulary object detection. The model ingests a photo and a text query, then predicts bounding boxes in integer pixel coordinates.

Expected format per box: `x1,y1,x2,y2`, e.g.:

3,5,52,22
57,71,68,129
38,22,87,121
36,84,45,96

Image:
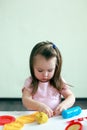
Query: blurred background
0,0,87,98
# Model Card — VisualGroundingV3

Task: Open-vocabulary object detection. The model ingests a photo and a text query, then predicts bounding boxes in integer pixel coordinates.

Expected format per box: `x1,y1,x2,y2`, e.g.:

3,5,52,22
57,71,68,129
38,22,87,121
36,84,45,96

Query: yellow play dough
3,112,48,130
35,112,48,124
3,120,24,130
16,112,38,124
3,112,38,130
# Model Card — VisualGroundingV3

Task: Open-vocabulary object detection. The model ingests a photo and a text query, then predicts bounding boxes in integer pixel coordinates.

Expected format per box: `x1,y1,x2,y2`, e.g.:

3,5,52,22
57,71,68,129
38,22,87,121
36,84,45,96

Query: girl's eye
37,69,53,72
38,70,43,72
48,69,53,72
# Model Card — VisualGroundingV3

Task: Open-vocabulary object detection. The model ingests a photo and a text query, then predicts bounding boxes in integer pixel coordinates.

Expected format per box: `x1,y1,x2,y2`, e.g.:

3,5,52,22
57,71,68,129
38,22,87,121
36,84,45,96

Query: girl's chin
40,79,49,82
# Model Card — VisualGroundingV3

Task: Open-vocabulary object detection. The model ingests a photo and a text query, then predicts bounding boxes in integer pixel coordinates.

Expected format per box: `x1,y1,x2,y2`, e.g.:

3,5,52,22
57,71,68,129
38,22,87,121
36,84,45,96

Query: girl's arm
22,88,53,117
54,86,75,115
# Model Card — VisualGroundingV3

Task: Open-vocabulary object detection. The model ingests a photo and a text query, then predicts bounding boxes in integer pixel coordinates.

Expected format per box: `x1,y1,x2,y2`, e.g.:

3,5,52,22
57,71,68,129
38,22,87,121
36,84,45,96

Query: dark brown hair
29,41,63,94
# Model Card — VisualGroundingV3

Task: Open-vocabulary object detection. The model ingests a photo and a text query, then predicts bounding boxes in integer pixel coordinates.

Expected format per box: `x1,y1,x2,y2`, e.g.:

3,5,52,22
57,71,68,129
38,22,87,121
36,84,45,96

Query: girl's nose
43,71,48,77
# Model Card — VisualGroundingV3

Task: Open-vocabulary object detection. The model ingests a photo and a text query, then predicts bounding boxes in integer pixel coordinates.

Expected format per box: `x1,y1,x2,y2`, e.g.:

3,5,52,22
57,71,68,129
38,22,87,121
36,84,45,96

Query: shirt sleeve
22,77,33,93
60,77,70,95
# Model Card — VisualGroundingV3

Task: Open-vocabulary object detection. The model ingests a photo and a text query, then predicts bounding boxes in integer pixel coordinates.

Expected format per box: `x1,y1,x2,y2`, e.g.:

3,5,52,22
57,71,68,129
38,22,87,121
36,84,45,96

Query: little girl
22,41,75,117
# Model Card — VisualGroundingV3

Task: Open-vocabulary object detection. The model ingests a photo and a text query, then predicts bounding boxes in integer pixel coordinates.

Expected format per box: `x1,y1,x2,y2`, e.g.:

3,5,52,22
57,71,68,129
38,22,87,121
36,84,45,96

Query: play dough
65,122,82,130
35,112,48,124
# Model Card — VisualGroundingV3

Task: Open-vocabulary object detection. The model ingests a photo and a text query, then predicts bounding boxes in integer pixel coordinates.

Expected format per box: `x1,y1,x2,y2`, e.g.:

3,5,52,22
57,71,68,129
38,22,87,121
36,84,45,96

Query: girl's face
33,54,57,82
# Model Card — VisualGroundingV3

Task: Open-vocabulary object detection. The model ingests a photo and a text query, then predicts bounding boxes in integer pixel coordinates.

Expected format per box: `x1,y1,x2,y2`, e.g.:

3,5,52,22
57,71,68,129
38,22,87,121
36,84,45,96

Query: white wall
0,0,87,98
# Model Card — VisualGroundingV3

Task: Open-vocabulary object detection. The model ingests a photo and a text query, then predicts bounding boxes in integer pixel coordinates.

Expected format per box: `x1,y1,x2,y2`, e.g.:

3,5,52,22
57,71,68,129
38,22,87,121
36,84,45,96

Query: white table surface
0,110,87,130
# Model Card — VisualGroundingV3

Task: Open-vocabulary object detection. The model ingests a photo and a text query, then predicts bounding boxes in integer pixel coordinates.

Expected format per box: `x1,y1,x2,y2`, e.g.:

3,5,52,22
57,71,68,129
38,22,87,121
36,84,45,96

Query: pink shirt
22,77,68,111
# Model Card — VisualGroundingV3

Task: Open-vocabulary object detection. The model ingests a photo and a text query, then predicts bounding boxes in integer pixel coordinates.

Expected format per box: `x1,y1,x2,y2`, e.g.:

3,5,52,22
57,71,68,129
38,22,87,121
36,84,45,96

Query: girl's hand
38,104,54,118
54,104,66,115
